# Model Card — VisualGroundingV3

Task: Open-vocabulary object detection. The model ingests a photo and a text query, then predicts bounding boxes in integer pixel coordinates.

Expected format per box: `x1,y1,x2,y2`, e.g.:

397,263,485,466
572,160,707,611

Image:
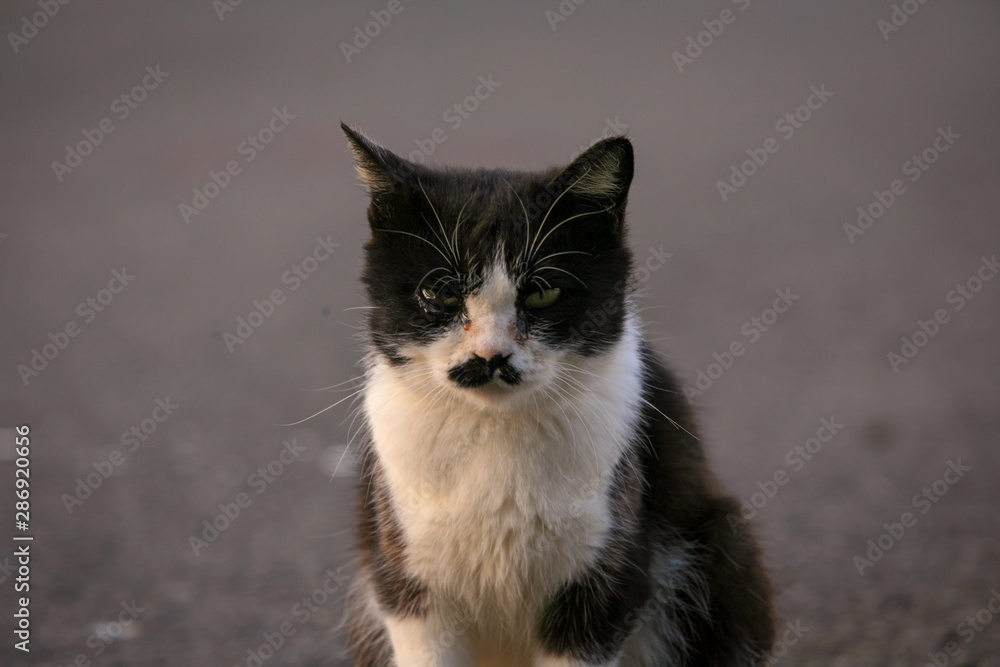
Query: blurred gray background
2,1,999,665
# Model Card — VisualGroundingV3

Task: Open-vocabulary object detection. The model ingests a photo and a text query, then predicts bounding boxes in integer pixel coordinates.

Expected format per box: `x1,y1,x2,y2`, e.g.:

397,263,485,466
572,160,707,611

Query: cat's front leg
384,614,477,667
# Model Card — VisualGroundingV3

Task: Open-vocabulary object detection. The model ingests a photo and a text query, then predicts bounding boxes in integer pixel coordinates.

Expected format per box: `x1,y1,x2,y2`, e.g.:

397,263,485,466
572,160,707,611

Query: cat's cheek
509,344,553,385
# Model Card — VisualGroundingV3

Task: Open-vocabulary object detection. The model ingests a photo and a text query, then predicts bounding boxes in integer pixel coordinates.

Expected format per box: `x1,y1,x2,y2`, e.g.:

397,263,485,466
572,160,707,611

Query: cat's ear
555,136,634,208
341,123,415,195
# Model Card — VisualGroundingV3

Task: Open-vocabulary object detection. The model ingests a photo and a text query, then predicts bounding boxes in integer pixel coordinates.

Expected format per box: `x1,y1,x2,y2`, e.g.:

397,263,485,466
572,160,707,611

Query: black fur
343,125,776,665
344,123,634,365
447,353,521,387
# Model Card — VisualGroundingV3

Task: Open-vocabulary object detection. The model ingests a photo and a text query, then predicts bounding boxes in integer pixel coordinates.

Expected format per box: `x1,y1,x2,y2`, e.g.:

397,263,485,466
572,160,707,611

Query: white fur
569,146,627,199
617,543,710,667
384,614,476,667
462,261,519,362
363,261,647,663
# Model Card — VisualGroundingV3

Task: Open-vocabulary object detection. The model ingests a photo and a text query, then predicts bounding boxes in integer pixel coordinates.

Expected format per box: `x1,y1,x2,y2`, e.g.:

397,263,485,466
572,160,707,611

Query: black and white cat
342,124,775,666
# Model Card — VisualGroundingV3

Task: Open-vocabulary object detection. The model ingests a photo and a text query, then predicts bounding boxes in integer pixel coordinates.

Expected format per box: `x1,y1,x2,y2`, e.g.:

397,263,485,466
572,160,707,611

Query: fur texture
342,124,775,666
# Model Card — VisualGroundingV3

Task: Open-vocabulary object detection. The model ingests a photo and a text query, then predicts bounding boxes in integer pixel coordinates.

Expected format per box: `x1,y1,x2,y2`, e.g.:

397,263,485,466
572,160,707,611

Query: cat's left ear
341,122,416,195
555,136,634,212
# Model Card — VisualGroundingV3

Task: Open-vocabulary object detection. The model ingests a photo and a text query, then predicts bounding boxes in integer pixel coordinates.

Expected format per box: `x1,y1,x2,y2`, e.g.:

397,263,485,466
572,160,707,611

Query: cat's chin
448,377,536,410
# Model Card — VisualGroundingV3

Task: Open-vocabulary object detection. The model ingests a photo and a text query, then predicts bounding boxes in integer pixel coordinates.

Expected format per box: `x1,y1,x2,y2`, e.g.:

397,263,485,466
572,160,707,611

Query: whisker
418,178,460,268
275,388,366,427
373,227,453,266
531,205,613,262
561,361,698,440
531,275,553,290
527,166,593,263
503,179,532,268
533,265,588,288
451,192,475,266
416,266,453,291
533,250,592,264
303,374,366,392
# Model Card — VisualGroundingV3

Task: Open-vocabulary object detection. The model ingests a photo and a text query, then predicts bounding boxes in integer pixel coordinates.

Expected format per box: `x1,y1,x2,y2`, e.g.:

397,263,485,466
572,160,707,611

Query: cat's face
344,124,635,409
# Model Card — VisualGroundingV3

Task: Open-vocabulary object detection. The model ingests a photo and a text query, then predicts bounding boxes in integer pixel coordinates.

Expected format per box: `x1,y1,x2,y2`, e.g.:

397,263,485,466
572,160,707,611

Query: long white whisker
561,361,698,440
531,205,613,262
503,179,532,267
534,250,591,264
533,265,588,288
451,192,475,267
418,178,459,268
373,228,453,266
527,167,592,262
416,266,452,291
304,375,366,392
276,388,366,427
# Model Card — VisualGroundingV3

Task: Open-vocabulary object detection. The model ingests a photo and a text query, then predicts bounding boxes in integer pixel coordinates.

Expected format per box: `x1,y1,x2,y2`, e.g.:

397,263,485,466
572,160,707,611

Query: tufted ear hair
341,122,418,195
552,136,634,208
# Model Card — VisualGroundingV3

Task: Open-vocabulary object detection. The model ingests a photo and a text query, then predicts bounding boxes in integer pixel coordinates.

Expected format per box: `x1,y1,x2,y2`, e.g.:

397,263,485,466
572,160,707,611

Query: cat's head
344,123,636,409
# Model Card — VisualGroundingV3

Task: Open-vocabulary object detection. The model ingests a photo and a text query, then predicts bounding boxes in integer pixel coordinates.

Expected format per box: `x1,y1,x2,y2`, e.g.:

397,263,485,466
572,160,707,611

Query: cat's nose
448,353,519,388
484,353,511,374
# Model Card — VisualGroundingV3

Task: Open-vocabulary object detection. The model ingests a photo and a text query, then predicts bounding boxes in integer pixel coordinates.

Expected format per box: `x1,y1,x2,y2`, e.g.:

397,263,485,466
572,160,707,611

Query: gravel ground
1,2,999,665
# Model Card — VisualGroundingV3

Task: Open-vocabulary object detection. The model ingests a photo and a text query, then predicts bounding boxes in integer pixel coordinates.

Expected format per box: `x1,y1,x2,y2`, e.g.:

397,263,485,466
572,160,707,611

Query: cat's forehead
471,258,517,305
415,171,543,273
422,170,539,223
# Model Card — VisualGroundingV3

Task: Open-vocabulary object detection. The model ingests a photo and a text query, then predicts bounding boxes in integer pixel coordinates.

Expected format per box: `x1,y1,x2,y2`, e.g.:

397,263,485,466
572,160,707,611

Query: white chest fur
362,322,645,634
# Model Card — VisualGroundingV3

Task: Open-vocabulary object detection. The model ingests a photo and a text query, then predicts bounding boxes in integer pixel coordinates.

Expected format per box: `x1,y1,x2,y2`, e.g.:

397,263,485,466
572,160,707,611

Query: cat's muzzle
447,353,522,388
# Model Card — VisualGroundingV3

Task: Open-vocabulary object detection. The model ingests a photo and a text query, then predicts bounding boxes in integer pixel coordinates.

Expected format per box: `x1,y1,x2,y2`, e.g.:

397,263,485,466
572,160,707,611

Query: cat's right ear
341,123,416,196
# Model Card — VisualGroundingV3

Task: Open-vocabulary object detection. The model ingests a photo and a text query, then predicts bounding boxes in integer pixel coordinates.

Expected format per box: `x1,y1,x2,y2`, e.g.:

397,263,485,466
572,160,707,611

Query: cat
341,123,776,666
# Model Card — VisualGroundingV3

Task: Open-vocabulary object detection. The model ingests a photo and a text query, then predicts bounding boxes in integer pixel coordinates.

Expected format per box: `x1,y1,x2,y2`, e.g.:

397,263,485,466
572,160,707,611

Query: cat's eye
420,286,461,309
524,287,561,309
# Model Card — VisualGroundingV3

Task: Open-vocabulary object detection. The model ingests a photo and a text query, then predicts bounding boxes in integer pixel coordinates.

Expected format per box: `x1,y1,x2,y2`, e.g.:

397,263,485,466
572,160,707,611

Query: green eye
524,287,561,308
420,286,461,309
